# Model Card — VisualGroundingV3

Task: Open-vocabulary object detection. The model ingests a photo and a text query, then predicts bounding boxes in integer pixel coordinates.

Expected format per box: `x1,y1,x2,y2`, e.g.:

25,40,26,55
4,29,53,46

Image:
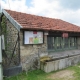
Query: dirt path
48,70,75,80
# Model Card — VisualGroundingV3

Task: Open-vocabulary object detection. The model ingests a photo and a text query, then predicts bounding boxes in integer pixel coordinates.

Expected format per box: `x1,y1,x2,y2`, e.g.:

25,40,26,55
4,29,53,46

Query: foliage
1,16,7,35
1,15,12,54
1,15,20,68
1,15,7,48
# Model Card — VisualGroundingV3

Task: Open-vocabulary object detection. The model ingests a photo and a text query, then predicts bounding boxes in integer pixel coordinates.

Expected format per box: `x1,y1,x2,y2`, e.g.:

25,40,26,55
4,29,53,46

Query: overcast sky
1,0,80,26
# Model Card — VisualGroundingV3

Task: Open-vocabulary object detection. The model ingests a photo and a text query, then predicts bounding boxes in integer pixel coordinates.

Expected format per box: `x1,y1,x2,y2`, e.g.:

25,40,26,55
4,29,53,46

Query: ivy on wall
1,15,20,68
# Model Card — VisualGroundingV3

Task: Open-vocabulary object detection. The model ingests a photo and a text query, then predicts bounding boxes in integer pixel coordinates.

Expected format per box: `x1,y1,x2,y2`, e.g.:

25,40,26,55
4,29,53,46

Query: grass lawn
4,64,80,80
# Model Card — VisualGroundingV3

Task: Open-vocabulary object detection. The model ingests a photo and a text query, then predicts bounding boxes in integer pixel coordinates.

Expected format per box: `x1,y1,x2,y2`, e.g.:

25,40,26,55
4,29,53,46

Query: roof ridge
4,9,58,20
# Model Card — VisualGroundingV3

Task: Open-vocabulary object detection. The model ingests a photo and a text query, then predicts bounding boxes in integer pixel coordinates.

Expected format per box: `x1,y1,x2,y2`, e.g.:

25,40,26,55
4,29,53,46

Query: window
56,37,62,49
47,37,55,50
63,38,69,48
47,37,63,50
47,36,77,51
69,37,77,48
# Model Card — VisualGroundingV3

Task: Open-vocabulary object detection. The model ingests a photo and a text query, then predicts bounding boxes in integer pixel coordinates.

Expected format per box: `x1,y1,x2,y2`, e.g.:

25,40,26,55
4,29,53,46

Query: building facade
1,9,80,73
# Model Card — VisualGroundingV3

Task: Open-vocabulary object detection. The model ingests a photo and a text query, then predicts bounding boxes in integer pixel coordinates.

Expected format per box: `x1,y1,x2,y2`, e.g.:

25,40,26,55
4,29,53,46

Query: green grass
4,71,27,80
67,65,80,80
4,70,52,80
4,64,80,80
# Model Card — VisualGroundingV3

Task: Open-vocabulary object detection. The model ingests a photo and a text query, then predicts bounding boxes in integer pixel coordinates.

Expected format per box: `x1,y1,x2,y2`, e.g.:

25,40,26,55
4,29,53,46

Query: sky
1,0,80,26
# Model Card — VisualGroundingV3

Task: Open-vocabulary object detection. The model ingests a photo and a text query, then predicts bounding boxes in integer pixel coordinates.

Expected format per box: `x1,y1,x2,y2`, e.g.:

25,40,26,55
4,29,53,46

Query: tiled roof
4,9,80,32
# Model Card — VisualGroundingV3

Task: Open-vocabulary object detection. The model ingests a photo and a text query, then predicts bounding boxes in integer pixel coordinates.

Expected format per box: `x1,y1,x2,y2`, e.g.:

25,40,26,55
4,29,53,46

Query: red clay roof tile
5,9,80,32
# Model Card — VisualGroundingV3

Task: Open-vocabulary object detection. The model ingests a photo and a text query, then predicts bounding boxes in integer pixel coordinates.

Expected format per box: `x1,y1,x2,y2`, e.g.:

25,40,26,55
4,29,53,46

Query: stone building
1,9,80,74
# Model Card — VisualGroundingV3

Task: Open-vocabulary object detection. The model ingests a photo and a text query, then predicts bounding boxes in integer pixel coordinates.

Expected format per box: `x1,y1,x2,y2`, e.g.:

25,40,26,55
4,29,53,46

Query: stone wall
6,19,18,48
5,18,48,70
3,18,20,68
20,30,47,70
19,31,80,71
